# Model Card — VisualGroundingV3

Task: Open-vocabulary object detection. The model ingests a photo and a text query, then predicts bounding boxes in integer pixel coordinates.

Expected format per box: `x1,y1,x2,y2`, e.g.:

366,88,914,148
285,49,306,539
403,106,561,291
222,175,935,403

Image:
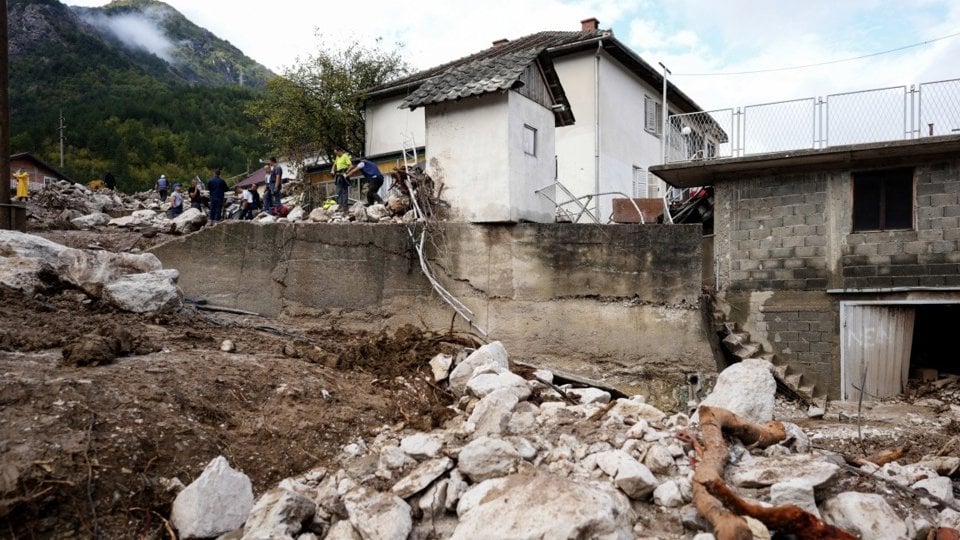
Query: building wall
714,157,960,396
9,158,59,190
150,222,712,405
425,91,555,223
365,96,426,157
554,51,673,222
506,91,556,223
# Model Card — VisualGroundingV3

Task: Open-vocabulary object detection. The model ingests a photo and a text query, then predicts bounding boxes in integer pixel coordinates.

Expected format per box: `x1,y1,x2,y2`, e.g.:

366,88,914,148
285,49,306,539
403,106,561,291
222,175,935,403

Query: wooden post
0,0,11,230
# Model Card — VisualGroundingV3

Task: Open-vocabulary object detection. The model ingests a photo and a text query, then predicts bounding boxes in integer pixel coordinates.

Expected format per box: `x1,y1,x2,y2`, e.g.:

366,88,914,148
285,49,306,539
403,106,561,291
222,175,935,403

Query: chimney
492,38,509,47
581,17,599,31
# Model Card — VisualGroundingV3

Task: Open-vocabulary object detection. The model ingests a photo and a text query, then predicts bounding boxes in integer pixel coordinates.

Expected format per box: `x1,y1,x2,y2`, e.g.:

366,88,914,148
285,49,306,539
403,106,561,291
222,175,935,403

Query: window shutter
644,96,657,133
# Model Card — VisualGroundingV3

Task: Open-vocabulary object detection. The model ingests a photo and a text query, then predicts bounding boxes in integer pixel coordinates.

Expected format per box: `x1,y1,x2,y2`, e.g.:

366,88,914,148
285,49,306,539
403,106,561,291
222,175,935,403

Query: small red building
8,152,76,192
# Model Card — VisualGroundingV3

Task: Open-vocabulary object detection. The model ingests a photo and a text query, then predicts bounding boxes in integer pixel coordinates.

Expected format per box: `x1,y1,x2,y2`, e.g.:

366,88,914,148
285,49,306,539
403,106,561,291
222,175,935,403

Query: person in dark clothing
343,158,385,205
207,169,227,222
188,178,203,211
268,157,282,214
103,171,116,191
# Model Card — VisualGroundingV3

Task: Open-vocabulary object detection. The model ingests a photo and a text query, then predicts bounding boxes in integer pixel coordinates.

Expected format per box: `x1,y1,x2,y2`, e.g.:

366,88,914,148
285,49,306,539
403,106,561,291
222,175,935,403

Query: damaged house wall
150,222,711,401
657,136,960,399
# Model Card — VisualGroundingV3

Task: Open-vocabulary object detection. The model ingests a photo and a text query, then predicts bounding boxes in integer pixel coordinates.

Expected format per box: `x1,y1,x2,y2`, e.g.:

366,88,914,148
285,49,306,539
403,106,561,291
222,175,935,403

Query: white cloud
80,7,176,62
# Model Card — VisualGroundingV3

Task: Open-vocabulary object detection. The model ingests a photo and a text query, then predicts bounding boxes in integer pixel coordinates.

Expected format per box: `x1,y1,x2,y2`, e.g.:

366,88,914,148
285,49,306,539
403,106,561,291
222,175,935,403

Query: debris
696,358,777,423
170,456,255,539
820,492,907,540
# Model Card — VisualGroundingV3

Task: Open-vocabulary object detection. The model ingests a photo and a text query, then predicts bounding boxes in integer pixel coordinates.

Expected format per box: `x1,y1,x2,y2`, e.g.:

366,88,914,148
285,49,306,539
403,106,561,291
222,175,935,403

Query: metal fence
665,78,960,164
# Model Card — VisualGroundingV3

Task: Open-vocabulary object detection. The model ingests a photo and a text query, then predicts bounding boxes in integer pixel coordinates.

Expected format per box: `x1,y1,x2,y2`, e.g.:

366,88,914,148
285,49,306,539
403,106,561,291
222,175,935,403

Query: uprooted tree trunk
692,405,857,540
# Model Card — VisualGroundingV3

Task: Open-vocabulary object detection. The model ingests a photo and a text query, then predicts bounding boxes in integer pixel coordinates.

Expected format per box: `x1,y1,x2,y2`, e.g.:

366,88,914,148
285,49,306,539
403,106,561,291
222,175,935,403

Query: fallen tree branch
693,406,857,540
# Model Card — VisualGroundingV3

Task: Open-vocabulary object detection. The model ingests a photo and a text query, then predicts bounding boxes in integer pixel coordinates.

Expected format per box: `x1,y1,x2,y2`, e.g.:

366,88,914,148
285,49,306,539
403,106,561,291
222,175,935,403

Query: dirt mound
0,285,465,538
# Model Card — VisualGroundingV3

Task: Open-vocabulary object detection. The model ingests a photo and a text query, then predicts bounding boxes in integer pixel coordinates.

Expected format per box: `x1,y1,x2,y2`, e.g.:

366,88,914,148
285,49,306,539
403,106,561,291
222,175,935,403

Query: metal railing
665,77,960,164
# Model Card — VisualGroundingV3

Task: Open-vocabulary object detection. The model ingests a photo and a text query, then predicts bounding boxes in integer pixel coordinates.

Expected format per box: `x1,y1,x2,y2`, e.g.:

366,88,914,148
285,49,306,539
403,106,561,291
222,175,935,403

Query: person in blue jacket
343,158,385,205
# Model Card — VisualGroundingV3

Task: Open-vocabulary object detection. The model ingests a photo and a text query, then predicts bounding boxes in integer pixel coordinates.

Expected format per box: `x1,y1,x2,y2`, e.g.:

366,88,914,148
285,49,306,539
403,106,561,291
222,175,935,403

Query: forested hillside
8,0,275,191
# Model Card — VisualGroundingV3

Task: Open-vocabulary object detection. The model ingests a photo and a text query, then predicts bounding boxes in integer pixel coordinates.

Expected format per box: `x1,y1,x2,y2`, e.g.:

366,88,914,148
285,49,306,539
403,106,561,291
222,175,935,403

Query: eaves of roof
10,151,77,184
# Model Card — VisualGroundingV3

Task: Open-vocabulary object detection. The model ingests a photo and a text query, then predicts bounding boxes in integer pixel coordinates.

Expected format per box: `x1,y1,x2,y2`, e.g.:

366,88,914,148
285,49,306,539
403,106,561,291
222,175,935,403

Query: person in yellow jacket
331,147,352,210
14,169,29,201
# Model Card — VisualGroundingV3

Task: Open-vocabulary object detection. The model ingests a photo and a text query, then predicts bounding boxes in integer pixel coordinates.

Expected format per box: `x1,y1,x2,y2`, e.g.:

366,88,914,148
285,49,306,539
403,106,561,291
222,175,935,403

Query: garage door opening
910,304,960,376
841,301,960,401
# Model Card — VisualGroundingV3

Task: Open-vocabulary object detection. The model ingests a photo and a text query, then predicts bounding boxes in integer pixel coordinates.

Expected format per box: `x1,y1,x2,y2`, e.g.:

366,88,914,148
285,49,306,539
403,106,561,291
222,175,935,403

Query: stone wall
150,222,713,400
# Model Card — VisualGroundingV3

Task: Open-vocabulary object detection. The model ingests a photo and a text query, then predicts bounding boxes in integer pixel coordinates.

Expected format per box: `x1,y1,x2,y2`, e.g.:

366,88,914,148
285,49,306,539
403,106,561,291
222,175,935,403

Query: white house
365,18,710,223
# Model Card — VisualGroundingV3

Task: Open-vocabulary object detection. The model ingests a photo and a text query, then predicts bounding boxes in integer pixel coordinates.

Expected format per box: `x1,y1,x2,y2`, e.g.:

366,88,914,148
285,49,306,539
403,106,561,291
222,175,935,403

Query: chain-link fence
665,77,960,164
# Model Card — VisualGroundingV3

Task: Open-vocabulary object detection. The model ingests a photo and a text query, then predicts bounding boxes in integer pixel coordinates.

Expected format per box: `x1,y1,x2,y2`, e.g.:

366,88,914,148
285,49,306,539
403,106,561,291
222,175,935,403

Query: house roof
9,152,77,183
368,29,705,116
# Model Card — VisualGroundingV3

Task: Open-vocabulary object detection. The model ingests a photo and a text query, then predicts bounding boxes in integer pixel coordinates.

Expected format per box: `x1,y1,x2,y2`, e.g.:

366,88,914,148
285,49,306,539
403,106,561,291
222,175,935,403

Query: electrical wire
673,30,960,77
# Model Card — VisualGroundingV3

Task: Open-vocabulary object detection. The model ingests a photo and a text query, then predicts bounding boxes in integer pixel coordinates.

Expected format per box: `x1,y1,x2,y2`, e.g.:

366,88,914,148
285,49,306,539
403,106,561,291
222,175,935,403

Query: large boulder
71,212,112,229
57,249,163,297
172,207,207,233
170,456,255,539
101,269,182,313
729,454,839,488
0,230,68,262
452,471,634,540
696,358,777,423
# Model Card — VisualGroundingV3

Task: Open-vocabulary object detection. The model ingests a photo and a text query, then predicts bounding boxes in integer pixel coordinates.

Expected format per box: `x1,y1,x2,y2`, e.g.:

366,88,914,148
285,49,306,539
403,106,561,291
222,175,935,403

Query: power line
673,30,960,77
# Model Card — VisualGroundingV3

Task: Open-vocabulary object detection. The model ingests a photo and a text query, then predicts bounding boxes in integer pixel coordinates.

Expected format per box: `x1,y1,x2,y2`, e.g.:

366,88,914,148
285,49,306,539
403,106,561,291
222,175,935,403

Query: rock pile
168,342,960,539
0,230,181,313
28,180,156,229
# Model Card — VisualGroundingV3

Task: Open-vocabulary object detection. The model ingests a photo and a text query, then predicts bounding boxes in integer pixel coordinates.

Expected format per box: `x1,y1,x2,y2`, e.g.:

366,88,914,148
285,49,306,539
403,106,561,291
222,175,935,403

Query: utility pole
0,0,11,230
59,111,65,167
659,62,671,165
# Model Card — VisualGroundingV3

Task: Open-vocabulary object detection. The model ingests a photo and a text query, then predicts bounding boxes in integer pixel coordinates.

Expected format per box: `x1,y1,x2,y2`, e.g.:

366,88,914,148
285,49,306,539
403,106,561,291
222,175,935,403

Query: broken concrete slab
241,488,316,540
448,341,509,396
729,453,839,488
456,436,520,482
391,457,454,499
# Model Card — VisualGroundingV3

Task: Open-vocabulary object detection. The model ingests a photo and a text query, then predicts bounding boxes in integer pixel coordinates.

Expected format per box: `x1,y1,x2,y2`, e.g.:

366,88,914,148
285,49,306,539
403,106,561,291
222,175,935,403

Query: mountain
8,0,277,191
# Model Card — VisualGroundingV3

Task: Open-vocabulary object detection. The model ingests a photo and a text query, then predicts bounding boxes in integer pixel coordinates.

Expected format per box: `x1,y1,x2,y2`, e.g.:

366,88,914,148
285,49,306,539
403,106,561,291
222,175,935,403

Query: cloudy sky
67,0,960,112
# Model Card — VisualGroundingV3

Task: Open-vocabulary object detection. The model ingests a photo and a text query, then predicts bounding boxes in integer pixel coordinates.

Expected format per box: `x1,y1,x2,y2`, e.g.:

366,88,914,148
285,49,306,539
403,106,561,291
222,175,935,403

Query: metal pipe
594,40,602,219
659,62,671,164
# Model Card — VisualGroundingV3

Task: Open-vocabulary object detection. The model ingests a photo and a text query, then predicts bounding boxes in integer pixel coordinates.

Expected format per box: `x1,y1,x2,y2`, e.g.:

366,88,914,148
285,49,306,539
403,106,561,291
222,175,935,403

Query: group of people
152,151,387,223
331,147,385,209
156,168,229,221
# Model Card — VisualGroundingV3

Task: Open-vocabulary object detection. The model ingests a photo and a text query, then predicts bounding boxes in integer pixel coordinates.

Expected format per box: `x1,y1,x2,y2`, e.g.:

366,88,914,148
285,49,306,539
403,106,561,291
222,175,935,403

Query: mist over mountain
8,0,277,190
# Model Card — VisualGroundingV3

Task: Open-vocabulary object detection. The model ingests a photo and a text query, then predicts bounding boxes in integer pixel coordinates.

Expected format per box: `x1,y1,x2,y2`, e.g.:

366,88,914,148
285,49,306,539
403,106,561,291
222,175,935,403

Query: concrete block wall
717,173,829,292
841,160,960,288
715,157,960,397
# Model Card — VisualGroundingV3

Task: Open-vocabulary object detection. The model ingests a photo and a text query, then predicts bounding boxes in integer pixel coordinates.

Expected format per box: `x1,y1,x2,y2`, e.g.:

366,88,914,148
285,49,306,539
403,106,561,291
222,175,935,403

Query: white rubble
452,471,634,540
448,341,509,396
241,488,316,540
391,457,454,498
429,353,453,381
399,433,443,459
456,436,521,482
769,478,820,518
820,492,908,540
172,207,207,233
71,212,112,229
101,269,181,313
342,485,412,540
696,358,777,423
729,453,839,488
170,456,254,539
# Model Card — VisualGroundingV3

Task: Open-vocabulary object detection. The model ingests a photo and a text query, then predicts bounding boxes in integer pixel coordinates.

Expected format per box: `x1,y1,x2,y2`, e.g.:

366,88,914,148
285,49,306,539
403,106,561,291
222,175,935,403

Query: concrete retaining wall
151,222,712,401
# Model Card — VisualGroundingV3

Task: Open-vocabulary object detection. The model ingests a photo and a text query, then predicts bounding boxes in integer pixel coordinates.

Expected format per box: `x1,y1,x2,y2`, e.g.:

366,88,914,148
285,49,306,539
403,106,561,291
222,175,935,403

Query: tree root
693,405,856,540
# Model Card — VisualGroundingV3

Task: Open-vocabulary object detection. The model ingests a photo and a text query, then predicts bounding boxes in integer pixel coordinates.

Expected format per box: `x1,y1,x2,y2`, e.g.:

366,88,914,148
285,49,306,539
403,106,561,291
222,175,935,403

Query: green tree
246,37,410,166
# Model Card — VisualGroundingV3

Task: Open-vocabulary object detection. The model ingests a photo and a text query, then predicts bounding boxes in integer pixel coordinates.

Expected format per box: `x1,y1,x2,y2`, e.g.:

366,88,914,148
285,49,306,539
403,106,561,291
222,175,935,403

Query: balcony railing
665,78,960,164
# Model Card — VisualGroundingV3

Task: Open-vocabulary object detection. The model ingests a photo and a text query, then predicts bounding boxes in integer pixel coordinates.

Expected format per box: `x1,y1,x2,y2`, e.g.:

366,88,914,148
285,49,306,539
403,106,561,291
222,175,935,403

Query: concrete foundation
150,222,713,405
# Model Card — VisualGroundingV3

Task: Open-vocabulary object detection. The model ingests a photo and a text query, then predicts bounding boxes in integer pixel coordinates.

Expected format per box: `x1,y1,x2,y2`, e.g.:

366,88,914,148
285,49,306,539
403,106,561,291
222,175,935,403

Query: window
632,166,647,198
852,168,914,231
523,125,537,156
644,96,662,136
